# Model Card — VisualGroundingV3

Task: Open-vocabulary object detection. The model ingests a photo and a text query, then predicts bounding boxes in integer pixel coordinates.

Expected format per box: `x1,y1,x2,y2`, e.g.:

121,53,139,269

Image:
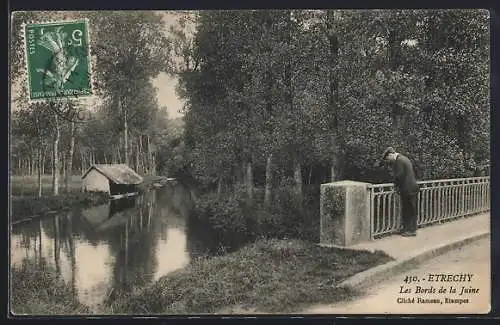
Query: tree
88,11,170,167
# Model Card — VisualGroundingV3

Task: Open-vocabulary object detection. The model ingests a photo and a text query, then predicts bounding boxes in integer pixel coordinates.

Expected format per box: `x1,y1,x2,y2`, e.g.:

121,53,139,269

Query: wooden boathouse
81,164,143,199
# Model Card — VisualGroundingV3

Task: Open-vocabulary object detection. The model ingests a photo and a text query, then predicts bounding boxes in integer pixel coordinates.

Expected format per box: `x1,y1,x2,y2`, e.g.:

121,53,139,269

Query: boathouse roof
82,164,144,185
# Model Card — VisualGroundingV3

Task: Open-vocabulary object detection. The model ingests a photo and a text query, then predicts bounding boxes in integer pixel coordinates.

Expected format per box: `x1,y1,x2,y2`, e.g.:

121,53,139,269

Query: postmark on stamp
24,19,93,102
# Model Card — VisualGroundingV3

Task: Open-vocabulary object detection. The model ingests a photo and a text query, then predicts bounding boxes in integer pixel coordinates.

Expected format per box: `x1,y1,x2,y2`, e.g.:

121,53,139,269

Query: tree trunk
117,143,122,163
147,134,154,176
330,157,338,182
245,160,253,202
52,114,60,196
139,135,144,174
264,154,273,207
217,177,223,200
33,153,38,177
65,121,75,193
388,28,402,71
135,141,140,173
122,98,129,166
29,155,33,176
327,10,342,183
62,156,66,180
241,161,247,185
41,151,45,175
20,162,25,196
37,147,42,197
293,158,303,199
151,152,156,176
80,149,85,175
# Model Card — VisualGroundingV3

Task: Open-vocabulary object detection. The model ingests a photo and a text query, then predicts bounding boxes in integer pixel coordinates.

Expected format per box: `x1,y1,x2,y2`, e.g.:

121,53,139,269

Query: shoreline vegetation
10,174,168,224
10,175,394,314
11,260,90,315
11,239,393,315
109,240,393,314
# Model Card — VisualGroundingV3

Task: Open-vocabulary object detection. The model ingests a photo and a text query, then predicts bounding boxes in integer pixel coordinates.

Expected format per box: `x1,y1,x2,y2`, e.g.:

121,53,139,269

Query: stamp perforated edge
20,18,96,105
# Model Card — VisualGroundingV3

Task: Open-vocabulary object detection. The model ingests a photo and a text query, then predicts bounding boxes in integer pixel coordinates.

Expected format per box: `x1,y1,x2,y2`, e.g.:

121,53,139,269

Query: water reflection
10,184,213,312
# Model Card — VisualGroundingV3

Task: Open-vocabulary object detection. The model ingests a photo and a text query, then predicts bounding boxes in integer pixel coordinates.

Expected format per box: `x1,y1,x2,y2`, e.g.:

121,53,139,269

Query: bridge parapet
320,177,490,247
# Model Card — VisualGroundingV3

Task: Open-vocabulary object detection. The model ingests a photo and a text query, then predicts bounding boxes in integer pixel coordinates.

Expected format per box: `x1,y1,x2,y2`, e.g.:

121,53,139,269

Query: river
10,184,238,312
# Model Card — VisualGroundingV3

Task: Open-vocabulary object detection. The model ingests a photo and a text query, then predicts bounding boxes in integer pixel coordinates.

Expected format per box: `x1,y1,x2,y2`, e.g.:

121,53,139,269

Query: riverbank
11,175,83,196
11,260,90,315
10,174,170,224
10,238,392,314
109,239,393,314
10,192,109,224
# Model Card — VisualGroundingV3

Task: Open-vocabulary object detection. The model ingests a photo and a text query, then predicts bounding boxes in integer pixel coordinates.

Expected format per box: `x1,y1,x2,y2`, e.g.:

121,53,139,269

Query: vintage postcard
9,9,491,316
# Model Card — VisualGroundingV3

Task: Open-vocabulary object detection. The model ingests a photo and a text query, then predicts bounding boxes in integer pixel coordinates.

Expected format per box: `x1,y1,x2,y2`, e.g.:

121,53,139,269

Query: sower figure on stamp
382,147,420,237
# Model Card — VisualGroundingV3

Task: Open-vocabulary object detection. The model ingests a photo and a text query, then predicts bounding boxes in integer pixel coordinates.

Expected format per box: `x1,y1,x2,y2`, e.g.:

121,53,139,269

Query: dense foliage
11,11,490,236
178,9,489,192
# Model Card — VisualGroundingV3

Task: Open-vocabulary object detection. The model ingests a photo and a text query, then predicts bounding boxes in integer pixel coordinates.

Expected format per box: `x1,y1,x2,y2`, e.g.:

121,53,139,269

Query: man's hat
382,147,396,160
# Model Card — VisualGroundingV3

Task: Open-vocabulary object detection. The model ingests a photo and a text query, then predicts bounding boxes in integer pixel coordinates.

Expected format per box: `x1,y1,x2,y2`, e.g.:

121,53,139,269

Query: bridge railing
368,176,490,239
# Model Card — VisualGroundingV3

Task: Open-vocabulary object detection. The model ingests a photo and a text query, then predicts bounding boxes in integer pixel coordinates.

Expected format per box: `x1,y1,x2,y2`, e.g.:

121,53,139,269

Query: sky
153,72,184,119
11,11,189,119
153,11,190,119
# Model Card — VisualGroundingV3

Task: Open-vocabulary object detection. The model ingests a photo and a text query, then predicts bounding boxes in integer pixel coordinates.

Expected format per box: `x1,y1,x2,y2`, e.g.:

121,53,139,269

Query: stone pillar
320,180,372,247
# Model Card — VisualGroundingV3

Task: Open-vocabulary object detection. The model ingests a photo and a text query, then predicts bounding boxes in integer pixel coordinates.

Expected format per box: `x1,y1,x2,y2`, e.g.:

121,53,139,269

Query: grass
9,174,165,223
10,174,169,196
10,192,109,223
9,239,393,315
10,174,108,223
10,175,83,196
9,175,393,314
11,259,90,315
109,238,393,314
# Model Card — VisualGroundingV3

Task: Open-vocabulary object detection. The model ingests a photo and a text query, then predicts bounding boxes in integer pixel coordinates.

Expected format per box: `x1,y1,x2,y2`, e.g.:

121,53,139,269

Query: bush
191,183,321,247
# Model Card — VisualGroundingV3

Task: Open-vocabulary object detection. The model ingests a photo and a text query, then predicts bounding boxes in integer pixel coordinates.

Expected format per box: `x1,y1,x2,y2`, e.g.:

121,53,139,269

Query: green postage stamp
24,20,93,101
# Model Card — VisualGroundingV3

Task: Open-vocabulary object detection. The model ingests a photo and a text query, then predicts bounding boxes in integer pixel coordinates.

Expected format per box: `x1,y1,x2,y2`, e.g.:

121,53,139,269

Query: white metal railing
368,177,490,238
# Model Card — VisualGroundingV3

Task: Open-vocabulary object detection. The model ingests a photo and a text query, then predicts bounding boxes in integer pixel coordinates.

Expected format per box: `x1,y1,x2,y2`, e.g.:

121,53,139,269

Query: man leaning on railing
380,147,420,237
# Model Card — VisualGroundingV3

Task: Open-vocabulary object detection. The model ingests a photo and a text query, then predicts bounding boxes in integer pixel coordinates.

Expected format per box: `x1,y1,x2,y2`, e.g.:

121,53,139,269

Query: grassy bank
10,174,165,223
11,260,90,315
10,174,166,196
11,175,82,196
10,192,109,223
11,175,107,223
110,239,393,314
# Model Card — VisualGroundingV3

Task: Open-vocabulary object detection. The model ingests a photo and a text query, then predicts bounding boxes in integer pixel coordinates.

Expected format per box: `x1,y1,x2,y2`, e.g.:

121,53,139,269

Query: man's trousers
401,193,418,233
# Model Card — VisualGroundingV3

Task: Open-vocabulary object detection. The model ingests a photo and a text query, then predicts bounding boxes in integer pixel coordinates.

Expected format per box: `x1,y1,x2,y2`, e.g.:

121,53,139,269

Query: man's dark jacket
392,154,419,195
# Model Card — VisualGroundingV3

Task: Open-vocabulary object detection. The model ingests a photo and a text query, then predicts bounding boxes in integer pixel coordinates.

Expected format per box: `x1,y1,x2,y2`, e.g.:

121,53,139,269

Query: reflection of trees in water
103,191,159,305
12,220,42,257
11,214,79,300
154,185,214,259
185,213,219,258
11,219,45,268
11,185,249,308
156,184,249,259
184,214,251,259
64,211,78,298
39,208,105,246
